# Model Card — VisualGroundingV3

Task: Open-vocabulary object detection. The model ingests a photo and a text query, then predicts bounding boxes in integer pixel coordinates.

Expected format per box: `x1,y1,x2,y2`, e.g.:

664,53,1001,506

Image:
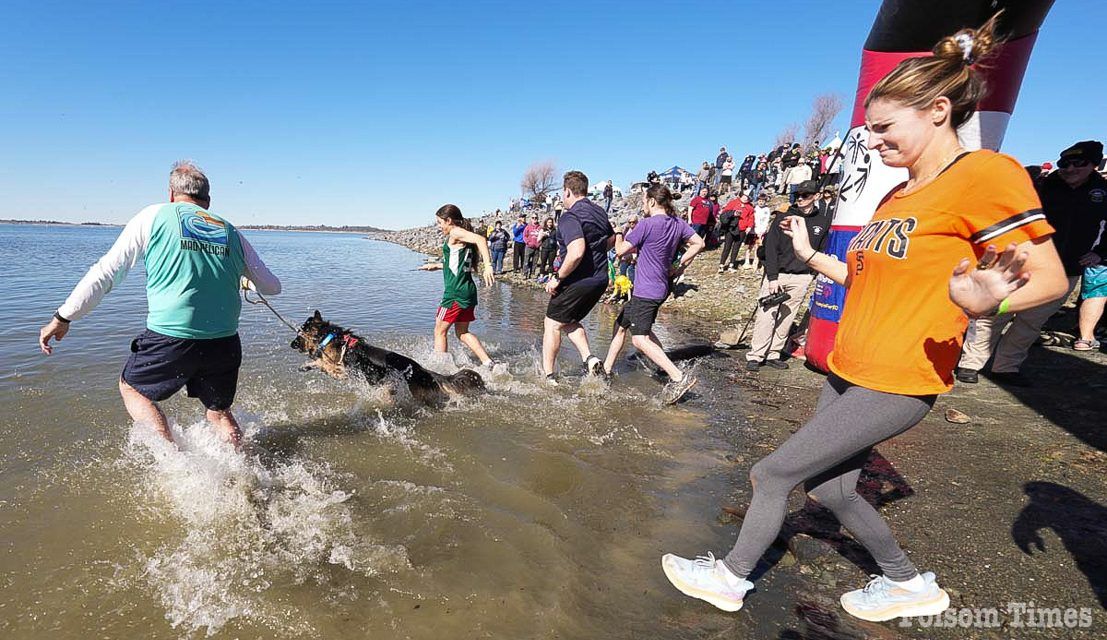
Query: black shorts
546,280,607,324
121,330,242,410
616,296,663,336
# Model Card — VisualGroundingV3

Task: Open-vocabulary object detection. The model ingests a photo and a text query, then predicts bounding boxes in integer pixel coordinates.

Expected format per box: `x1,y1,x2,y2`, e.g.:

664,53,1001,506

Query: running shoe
661,552,752,612
661,374,697,404
585,355,605,377
544,373,559,387
839,573,950,622
763,359,789,370
745,360,762,371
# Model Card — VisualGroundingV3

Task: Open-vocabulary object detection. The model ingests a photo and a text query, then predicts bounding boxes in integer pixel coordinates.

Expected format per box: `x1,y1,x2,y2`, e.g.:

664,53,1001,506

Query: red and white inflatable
805,0,1055,372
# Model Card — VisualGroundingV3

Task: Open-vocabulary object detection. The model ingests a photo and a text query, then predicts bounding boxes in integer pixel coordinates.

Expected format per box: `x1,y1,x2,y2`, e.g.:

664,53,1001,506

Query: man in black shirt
747,180,830,370
542,170,615,384
958,140,1107,385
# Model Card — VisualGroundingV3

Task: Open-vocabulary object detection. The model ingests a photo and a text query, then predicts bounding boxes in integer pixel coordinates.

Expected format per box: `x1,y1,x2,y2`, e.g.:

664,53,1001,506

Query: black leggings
719,231,746,267
723,374,935,582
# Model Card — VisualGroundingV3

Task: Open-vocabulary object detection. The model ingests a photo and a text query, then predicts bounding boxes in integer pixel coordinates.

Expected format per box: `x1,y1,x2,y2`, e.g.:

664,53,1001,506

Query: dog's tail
439,368,486,395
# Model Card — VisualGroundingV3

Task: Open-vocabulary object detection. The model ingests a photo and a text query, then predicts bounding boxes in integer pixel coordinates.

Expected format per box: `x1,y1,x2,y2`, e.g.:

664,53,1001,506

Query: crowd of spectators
487,137,1106,377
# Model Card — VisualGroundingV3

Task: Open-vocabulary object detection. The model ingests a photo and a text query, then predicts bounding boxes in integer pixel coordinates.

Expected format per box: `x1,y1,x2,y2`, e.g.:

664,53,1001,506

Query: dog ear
313,310,322,321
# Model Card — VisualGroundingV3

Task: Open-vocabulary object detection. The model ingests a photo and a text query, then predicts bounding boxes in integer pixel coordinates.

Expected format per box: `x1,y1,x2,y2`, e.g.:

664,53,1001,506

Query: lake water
0,224,772,639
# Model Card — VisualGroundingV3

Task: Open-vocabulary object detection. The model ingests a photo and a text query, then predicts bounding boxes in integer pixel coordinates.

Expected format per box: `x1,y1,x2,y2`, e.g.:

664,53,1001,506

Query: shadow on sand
1012,481,1107,609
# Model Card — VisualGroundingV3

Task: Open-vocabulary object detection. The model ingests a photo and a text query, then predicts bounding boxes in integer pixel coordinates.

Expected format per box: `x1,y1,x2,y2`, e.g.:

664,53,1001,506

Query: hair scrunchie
954,32,975,65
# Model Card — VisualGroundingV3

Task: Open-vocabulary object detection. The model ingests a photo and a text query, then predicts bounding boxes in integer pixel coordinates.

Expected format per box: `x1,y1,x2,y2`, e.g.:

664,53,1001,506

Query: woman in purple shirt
602,184,705,404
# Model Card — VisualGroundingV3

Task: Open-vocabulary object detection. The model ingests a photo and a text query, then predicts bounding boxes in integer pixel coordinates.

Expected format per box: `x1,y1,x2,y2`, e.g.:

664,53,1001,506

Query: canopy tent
658,166,691,180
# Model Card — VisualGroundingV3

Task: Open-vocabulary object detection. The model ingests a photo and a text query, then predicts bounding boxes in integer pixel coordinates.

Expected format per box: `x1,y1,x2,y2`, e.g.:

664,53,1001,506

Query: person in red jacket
718,194,754,272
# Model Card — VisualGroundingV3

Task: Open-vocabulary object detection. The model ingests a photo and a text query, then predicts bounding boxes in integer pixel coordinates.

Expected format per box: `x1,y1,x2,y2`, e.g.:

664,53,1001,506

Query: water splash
121,420,410,637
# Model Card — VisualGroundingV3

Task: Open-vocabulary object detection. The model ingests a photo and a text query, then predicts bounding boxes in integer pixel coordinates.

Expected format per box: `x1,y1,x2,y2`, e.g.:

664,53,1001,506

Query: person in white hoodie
743,194,773,269
782,159,813,205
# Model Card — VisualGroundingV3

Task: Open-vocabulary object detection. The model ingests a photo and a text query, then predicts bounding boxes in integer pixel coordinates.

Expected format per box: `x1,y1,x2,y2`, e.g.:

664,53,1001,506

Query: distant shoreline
0,219,122,228
0,220,390,234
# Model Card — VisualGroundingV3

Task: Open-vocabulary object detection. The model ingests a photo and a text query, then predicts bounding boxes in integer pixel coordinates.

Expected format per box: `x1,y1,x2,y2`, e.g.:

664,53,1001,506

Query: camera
758,291,789,309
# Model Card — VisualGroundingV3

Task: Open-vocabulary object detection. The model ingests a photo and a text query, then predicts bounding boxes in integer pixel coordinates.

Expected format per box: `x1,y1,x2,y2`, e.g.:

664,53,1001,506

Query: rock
717,328,742,346
944,408,972,424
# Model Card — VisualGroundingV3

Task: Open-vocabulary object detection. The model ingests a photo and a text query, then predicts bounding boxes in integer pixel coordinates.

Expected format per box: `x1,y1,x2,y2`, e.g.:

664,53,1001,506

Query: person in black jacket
746,180,830,370
958,140,1107,384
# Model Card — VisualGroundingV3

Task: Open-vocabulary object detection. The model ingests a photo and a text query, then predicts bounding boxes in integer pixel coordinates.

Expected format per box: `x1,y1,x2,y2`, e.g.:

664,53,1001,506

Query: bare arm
450,226,495,286
1003,238,1068,311
950,238,1068,317
557,237,586,280
673,233,706,274
613,232,637,258
450,227,492,266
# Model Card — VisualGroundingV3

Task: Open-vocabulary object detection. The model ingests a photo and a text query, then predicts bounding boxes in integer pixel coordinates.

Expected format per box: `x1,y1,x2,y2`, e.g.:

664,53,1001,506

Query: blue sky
1,1,1102,229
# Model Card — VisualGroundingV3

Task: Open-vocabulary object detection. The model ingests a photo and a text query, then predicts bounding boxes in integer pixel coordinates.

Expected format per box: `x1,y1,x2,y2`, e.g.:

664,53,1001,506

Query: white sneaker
661,552,752,612
840,573,950,622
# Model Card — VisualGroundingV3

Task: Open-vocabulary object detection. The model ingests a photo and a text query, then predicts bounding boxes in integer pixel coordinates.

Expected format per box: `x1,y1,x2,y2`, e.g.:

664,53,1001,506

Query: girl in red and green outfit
433,204,496,365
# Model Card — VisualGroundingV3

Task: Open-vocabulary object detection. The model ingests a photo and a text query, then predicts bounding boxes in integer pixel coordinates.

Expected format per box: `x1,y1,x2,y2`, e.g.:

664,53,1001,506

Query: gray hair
169,160,210,200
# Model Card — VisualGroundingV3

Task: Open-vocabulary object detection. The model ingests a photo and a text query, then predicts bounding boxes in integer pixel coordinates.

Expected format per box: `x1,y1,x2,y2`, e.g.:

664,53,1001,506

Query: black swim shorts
546,280,607,324
121,330,242,410
616,296,664,336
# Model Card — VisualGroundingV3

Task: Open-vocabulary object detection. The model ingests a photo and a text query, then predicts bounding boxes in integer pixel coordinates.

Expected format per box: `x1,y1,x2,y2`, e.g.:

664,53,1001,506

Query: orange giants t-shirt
828,150,1054,395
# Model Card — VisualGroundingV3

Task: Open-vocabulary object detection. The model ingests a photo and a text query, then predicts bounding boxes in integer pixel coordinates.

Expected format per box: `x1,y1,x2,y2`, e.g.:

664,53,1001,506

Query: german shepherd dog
292,311,485,405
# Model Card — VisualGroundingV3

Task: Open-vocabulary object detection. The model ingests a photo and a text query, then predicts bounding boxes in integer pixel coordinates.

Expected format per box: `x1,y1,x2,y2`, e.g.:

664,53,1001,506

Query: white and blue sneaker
661,552,753,612
840,572,950,622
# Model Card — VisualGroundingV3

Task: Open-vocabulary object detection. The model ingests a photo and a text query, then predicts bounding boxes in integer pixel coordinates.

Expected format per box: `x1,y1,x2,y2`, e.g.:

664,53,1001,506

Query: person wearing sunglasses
957,140,1107,383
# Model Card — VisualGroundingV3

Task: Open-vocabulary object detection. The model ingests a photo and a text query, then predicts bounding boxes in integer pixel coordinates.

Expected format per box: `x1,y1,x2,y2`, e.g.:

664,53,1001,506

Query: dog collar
312,332,336,358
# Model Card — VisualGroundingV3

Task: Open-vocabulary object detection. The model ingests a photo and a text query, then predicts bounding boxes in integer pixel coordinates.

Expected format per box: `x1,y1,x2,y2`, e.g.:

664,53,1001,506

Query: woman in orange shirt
661,15,1069,622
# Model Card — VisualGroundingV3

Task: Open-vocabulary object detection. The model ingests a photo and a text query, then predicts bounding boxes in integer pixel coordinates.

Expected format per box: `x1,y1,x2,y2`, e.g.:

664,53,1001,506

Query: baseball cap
795,180,820,197
1059,140,1103,164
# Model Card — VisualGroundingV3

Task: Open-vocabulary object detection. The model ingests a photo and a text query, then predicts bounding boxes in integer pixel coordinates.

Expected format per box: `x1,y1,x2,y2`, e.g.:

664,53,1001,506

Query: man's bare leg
1078,297,1106,342
564,322,592,362
206,409,242,449
119,378,173,443
542,317,564,376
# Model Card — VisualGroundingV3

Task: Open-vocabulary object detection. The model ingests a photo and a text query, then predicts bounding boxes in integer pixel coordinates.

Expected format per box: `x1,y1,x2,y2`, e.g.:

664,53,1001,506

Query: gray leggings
723,374,935,582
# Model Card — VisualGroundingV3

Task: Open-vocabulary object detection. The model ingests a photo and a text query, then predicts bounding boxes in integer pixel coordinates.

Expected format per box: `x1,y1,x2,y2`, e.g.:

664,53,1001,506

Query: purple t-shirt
624,214,694,301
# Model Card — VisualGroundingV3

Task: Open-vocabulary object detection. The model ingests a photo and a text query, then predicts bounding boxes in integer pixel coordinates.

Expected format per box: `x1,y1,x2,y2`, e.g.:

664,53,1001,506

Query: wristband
997,298,1011,315
804,250,818,265
53,311,71,324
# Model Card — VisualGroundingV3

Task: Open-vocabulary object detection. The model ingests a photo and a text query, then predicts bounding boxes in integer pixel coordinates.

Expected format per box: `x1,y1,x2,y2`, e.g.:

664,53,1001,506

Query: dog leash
243,289,302,335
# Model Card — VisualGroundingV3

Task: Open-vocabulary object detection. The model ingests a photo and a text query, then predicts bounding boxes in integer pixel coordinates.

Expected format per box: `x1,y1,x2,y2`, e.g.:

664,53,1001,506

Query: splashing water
121,420,410,636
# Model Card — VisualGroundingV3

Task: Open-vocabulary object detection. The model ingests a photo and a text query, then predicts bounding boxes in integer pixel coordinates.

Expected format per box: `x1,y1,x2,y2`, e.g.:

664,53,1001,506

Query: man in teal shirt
38,161,281,448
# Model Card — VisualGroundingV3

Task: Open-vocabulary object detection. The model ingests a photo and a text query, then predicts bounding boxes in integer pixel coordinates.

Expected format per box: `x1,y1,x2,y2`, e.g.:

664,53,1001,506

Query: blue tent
658,166,689,180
